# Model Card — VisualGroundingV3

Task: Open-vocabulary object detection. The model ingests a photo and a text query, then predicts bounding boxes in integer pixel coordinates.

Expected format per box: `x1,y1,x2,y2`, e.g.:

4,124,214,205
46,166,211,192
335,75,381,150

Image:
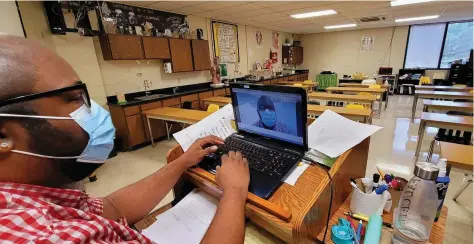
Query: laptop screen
232,87,305,146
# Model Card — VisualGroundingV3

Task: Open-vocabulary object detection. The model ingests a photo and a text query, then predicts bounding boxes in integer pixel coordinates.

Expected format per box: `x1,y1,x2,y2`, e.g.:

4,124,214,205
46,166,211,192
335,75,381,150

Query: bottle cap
373,173,380,183
414,162,439,180
375,184,388,195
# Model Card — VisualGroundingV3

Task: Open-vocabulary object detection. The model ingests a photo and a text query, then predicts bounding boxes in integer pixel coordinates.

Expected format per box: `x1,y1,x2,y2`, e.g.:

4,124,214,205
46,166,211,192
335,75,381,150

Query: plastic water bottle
392,162,439,244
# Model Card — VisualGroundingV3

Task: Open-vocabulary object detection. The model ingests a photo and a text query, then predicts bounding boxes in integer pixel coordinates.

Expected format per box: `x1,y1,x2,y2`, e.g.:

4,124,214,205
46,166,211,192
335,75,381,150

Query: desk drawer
124,106,140,116
140,101,163,111
162,97,181,107
213,89,226,97
264,80,271,85
225,88,231,95
181,93,198,102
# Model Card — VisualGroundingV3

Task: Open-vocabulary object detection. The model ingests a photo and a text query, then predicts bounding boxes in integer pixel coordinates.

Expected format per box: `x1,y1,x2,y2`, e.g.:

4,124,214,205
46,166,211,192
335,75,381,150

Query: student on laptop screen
254,95,293,135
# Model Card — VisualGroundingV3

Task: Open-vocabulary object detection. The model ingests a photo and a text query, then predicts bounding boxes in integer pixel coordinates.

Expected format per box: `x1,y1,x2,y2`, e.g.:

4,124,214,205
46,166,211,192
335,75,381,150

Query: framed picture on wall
211,20,240,63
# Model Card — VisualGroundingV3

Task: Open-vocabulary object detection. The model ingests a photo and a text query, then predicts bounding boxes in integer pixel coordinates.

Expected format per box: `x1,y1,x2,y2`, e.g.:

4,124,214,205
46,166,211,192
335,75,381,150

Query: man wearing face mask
0,35,249,243
253,95,293,135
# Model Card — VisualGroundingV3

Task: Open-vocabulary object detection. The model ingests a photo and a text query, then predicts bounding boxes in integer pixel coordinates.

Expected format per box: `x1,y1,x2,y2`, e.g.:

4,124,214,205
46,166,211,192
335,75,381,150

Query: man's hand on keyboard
181,135,224,168
216,151,250,200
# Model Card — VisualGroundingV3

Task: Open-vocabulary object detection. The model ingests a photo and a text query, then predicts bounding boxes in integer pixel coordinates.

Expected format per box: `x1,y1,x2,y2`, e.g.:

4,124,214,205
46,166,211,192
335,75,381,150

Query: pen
349,222,360,244
344,212,369,222
356,220,362,242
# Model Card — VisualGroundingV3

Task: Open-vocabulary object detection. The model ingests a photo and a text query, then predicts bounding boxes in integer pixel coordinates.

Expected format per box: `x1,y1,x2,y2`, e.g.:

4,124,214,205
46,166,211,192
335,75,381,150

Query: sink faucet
172,87,179,94
144,80,152,96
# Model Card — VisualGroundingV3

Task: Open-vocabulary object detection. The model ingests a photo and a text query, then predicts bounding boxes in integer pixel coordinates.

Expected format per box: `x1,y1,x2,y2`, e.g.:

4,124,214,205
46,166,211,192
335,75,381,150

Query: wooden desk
422,100,473,115
309,92,376,108
326,87,387,112
411,91,473,121
439,142,473,172
143,107,212,146
277,81,319,87
202,97,373,123
135,138,370,242
415,85,473,92
316,196,448,243
415,112,473,157
339,83,390,89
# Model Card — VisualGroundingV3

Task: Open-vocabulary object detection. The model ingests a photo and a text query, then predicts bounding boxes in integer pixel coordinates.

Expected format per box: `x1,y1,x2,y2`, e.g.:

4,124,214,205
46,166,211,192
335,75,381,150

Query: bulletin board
212,21,240,63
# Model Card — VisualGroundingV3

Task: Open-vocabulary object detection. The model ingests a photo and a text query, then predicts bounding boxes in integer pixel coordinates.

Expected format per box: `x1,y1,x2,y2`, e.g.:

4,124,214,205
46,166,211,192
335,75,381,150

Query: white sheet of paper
308,110,382,158
283,161,310,186
142,189,218,244
173,104,236,151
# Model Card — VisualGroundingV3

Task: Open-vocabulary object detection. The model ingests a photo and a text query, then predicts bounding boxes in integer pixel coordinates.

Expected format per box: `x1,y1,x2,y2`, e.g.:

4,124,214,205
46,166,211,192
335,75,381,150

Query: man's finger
200,135,224,145
202,145,218,156
221,154,229,164
228,151,236,159
235,151,243,163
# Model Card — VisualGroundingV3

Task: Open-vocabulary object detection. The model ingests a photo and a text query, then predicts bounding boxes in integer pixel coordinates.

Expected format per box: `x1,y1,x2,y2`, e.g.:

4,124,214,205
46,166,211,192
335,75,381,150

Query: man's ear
0,129,14,153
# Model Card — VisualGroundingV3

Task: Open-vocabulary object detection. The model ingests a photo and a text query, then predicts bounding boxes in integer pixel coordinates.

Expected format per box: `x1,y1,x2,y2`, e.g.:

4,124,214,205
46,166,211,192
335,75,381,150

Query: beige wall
0,1,24,37
300,26,409,80
17,1,292,103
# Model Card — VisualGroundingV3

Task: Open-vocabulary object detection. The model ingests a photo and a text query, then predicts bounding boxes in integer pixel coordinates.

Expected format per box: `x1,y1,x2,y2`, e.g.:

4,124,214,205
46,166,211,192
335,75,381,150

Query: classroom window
404,20,473,69
404,23,446,69
440,21,474,68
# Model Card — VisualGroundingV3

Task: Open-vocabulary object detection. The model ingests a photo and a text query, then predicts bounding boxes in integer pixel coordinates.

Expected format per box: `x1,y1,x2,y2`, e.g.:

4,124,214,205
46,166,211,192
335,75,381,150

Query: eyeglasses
0,82,91,108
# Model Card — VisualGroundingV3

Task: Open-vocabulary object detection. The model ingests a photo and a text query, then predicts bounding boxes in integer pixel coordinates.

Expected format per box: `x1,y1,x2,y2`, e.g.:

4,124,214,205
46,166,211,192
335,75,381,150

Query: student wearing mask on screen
253,95,293,134
0,35,249,244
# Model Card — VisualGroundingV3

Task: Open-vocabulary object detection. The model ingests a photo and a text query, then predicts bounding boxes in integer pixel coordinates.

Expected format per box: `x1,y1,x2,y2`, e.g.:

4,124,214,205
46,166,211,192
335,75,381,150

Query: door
126,114,147,147
191,39,211,70
142,37,170,59
108,34,144,60
169,39,194,72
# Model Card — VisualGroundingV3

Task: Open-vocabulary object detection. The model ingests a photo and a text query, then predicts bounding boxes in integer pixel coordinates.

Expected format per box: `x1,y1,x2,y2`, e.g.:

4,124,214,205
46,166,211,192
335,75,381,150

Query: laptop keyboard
212,137,299,178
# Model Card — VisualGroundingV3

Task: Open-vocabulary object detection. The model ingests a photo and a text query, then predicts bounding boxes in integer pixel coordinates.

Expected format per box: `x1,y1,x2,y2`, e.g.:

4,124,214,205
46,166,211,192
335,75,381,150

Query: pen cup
350,186,389,217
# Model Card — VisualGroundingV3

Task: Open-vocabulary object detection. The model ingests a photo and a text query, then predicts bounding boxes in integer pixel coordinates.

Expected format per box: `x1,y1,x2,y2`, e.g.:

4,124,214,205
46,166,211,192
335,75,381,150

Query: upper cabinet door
191,39,211,71
142,37,170,59
169,39,194,72
108,34,144,60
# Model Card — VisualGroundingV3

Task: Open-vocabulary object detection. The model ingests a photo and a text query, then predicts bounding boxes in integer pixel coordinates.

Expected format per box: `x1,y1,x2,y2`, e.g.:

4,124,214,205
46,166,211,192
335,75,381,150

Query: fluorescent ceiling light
291,10,337,19
390,0,435,7
324,23,357,29
395,15,439,22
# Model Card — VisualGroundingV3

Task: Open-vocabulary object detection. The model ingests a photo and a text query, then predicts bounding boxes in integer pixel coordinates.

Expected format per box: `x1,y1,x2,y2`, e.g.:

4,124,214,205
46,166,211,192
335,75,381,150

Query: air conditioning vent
359,16,382,22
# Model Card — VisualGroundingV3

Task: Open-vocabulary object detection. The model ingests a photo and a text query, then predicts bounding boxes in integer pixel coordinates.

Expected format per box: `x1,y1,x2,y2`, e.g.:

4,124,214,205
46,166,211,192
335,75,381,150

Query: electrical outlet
136,73,143,77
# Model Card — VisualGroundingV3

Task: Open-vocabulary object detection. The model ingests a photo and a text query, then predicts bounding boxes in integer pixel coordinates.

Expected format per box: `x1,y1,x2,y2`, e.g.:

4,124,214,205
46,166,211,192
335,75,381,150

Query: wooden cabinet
282,46,303,65
180,94,200,109
199,91,214,110
169,39,194,72
142,37,170,59
99,34,144,60
213,89,226,97
162,97,181,107
191,39,211,71
263,80,271,85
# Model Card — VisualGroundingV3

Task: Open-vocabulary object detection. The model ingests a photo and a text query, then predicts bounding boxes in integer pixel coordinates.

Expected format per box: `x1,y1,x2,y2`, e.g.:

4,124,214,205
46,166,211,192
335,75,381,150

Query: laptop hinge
284,148,301,155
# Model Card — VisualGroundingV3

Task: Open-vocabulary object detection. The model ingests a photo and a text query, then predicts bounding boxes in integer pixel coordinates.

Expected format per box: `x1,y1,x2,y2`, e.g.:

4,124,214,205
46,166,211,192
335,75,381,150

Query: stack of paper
173,104,236,151
308,110,382,158
142,189,218,244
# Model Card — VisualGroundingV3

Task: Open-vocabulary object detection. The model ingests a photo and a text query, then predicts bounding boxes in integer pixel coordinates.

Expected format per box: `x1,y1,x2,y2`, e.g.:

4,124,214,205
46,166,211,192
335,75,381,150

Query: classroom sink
135,94,169,101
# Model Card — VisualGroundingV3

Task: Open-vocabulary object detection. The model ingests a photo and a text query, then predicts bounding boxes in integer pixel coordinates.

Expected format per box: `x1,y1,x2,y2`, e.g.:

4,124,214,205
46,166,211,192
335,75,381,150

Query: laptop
199,83,308,199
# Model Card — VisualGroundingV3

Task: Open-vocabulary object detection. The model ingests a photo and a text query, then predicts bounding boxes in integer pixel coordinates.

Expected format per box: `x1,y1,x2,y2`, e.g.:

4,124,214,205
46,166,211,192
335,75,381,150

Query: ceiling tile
253,1,294,8
147,1,188,11
229,8,275,18
269,1,333,12
214,3,261,14
118,1,158,7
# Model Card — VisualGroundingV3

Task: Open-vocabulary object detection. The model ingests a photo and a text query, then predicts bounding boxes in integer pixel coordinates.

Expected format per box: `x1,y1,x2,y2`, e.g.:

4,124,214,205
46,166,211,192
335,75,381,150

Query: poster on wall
99,2,188,37
272,32,279,49
256,30,264,48
360,36,375,52
212,21,239,63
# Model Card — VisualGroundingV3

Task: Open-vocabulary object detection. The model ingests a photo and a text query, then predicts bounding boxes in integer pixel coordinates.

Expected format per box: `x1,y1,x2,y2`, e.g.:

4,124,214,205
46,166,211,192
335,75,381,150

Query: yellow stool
207,104,220,113
304,80,313,84
293,83,303,87
419,76,431,85
453,84,467,88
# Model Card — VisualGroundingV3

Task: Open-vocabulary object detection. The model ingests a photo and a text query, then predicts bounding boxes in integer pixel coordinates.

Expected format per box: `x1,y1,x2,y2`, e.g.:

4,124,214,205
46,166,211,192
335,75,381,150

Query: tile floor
86,95,472,243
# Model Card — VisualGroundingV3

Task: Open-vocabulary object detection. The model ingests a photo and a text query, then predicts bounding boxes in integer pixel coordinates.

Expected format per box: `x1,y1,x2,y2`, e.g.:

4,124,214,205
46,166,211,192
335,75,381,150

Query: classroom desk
317,196,448,244
415,85,473,92
326,86,387,112
202,96,373,123
339,83,390,89
422,100,473,115
411,91,473,121
143,107,212,146
415,112,473,157
135,138,371,243
277,81,319,88
439,142,473,172
308,92,376,108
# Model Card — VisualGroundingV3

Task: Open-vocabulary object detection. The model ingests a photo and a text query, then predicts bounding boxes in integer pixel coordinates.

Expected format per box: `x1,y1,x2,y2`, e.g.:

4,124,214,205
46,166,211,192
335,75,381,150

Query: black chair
427,111,473,161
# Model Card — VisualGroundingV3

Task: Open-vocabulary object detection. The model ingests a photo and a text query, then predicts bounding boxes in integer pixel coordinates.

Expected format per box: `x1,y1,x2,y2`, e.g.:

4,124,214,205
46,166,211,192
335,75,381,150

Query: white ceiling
115,0,474,33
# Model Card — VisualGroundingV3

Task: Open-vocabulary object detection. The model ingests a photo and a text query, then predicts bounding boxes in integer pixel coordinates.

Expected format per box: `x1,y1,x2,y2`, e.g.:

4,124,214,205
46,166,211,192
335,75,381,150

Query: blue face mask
259,109,276,127
0,100,115,164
